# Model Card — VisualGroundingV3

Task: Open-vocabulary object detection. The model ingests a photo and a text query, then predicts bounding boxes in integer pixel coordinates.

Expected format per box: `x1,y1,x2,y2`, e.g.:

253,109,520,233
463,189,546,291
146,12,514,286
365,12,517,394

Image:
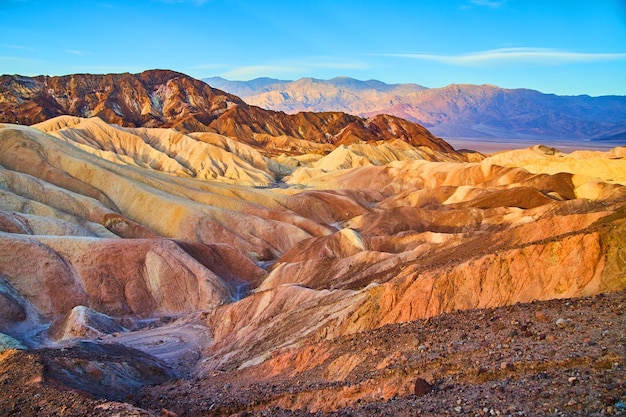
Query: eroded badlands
0,116,624,415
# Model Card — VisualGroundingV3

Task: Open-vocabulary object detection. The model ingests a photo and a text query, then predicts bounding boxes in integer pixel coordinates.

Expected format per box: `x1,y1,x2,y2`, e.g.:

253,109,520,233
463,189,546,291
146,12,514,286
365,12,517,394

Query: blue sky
1,0,625,96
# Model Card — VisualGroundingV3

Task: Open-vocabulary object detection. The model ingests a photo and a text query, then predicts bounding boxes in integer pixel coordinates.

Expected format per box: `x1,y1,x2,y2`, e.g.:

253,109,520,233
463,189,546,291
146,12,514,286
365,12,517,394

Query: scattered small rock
555,318,568,328
535,310,550,322
500,361,514,371
414,378,434,396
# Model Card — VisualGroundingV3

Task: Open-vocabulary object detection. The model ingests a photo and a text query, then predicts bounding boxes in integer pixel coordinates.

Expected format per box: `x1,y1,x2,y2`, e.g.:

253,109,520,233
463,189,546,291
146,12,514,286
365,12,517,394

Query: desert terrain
0,70,624,416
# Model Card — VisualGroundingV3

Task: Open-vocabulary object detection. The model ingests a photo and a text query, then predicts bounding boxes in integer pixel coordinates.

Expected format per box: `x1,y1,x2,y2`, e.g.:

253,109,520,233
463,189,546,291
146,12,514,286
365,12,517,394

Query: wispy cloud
151,0,209,5
0,55,42,74
0,55,39,63
382,48,626,66
297,58,368,70
66,49,91,56
97,3,116,9
469,0,507,8
188,63,227,71
213,58,368,80
73,65,146,74
0,0,30,5
219,65,302,80
1,44,35,51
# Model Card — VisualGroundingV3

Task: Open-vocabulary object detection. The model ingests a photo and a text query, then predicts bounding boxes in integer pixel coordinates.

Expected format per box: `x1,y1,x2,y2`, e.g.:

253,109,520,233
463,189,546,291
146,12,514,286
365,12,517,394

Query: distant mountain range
204,76,626,142
0,70,455,155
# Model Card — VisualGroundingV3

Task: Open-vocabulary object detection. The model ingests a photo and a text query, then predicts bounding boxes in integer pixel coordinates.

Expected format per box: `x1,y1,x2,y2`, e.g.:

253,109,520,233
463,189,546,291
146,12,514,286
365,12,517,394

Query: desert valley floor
0,71,624,416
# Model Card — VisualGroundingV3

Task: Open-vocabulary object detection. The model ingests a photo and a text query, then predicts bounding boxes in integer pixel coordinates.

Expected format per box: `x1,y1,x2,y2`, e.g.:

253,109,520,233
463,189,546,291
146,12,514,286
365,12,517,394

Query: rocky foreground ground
1,290,624,416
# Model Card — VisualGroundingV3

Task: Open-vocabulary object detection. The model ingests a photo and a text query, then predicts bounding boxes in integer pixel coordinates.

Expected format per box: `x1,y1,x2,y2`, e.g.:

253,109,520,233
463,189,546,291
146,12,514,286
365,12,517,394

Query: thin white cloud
73,65,146,74
216,58,368,79
151,0,209,5
469,0,507,8
219,65,302,80
188,63,227,71
0,56,42,74
383,48,626,66
1,44,35,51
286,56,368,71
0,55,39,63
66,49,91,56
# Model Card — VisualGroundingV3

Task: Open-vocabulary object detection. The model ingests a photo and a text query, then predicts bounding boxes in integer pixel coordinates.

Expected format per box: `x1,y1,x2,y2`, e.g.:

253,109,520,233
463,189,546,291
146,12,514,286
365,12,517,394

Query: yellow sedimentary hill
35,116,279,185
0,120,624,409
484,145,626,186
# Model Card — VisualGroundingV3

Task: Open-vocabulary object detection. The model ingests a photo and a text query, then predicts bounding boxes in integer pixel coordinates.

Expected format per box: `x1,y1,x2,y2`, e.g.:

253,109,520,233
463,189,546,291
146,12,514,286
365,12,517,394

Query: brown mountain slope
0,70,245,130
0,70,457,156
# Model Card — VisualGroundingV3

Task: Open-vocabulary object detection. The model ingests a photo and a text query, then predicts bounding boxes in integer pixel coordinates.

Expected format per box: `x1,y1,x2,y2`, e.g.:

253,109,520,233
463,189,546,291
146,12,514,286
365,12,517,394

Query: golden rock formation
0,116,624,414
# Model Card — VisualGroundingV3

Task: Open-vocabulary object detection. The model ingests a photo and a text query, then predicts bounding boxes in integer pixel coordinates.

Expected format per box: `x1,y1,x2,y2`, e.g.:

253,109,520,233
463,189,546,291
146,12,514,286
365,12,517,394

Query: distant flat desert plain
446,137,624,154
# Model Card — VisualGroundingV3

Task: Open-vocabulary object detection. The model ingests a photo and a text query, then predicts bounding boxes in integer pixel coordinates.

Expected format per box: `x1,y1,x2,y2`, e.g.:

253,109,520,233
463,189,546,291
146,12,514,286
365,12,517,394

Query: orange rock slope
0,113,624,413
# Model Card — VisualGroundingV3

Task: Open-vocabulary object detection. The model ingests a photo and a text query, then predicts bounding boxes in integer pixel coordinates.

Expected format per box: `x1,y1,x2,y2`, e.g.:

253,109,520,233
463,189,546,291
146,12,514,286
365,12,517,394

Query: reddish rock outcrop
0,71,459,157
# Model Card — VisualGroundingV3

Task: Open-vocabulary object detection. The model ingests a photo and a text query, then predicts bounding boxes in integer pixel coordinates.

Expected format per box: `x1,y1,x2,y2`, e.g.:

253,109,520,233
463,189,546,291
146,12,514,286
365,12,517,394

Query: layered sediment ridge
0,115,624,415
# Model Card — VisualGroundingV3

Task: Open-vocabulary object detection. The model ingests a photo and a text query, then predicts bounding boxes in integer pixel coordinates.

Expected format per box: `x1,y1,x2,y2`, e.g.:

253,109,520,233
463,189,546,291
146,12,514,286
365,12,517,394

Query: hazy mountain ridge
204,76,626,142
205,76,426,97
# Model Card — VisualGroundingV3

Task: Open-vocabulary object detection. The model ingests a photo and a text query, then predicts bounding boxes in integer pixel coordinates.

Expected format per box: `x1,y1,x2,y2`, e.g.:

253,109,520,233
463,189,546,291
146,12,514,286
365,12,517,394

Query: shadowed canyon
0,70,624,416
